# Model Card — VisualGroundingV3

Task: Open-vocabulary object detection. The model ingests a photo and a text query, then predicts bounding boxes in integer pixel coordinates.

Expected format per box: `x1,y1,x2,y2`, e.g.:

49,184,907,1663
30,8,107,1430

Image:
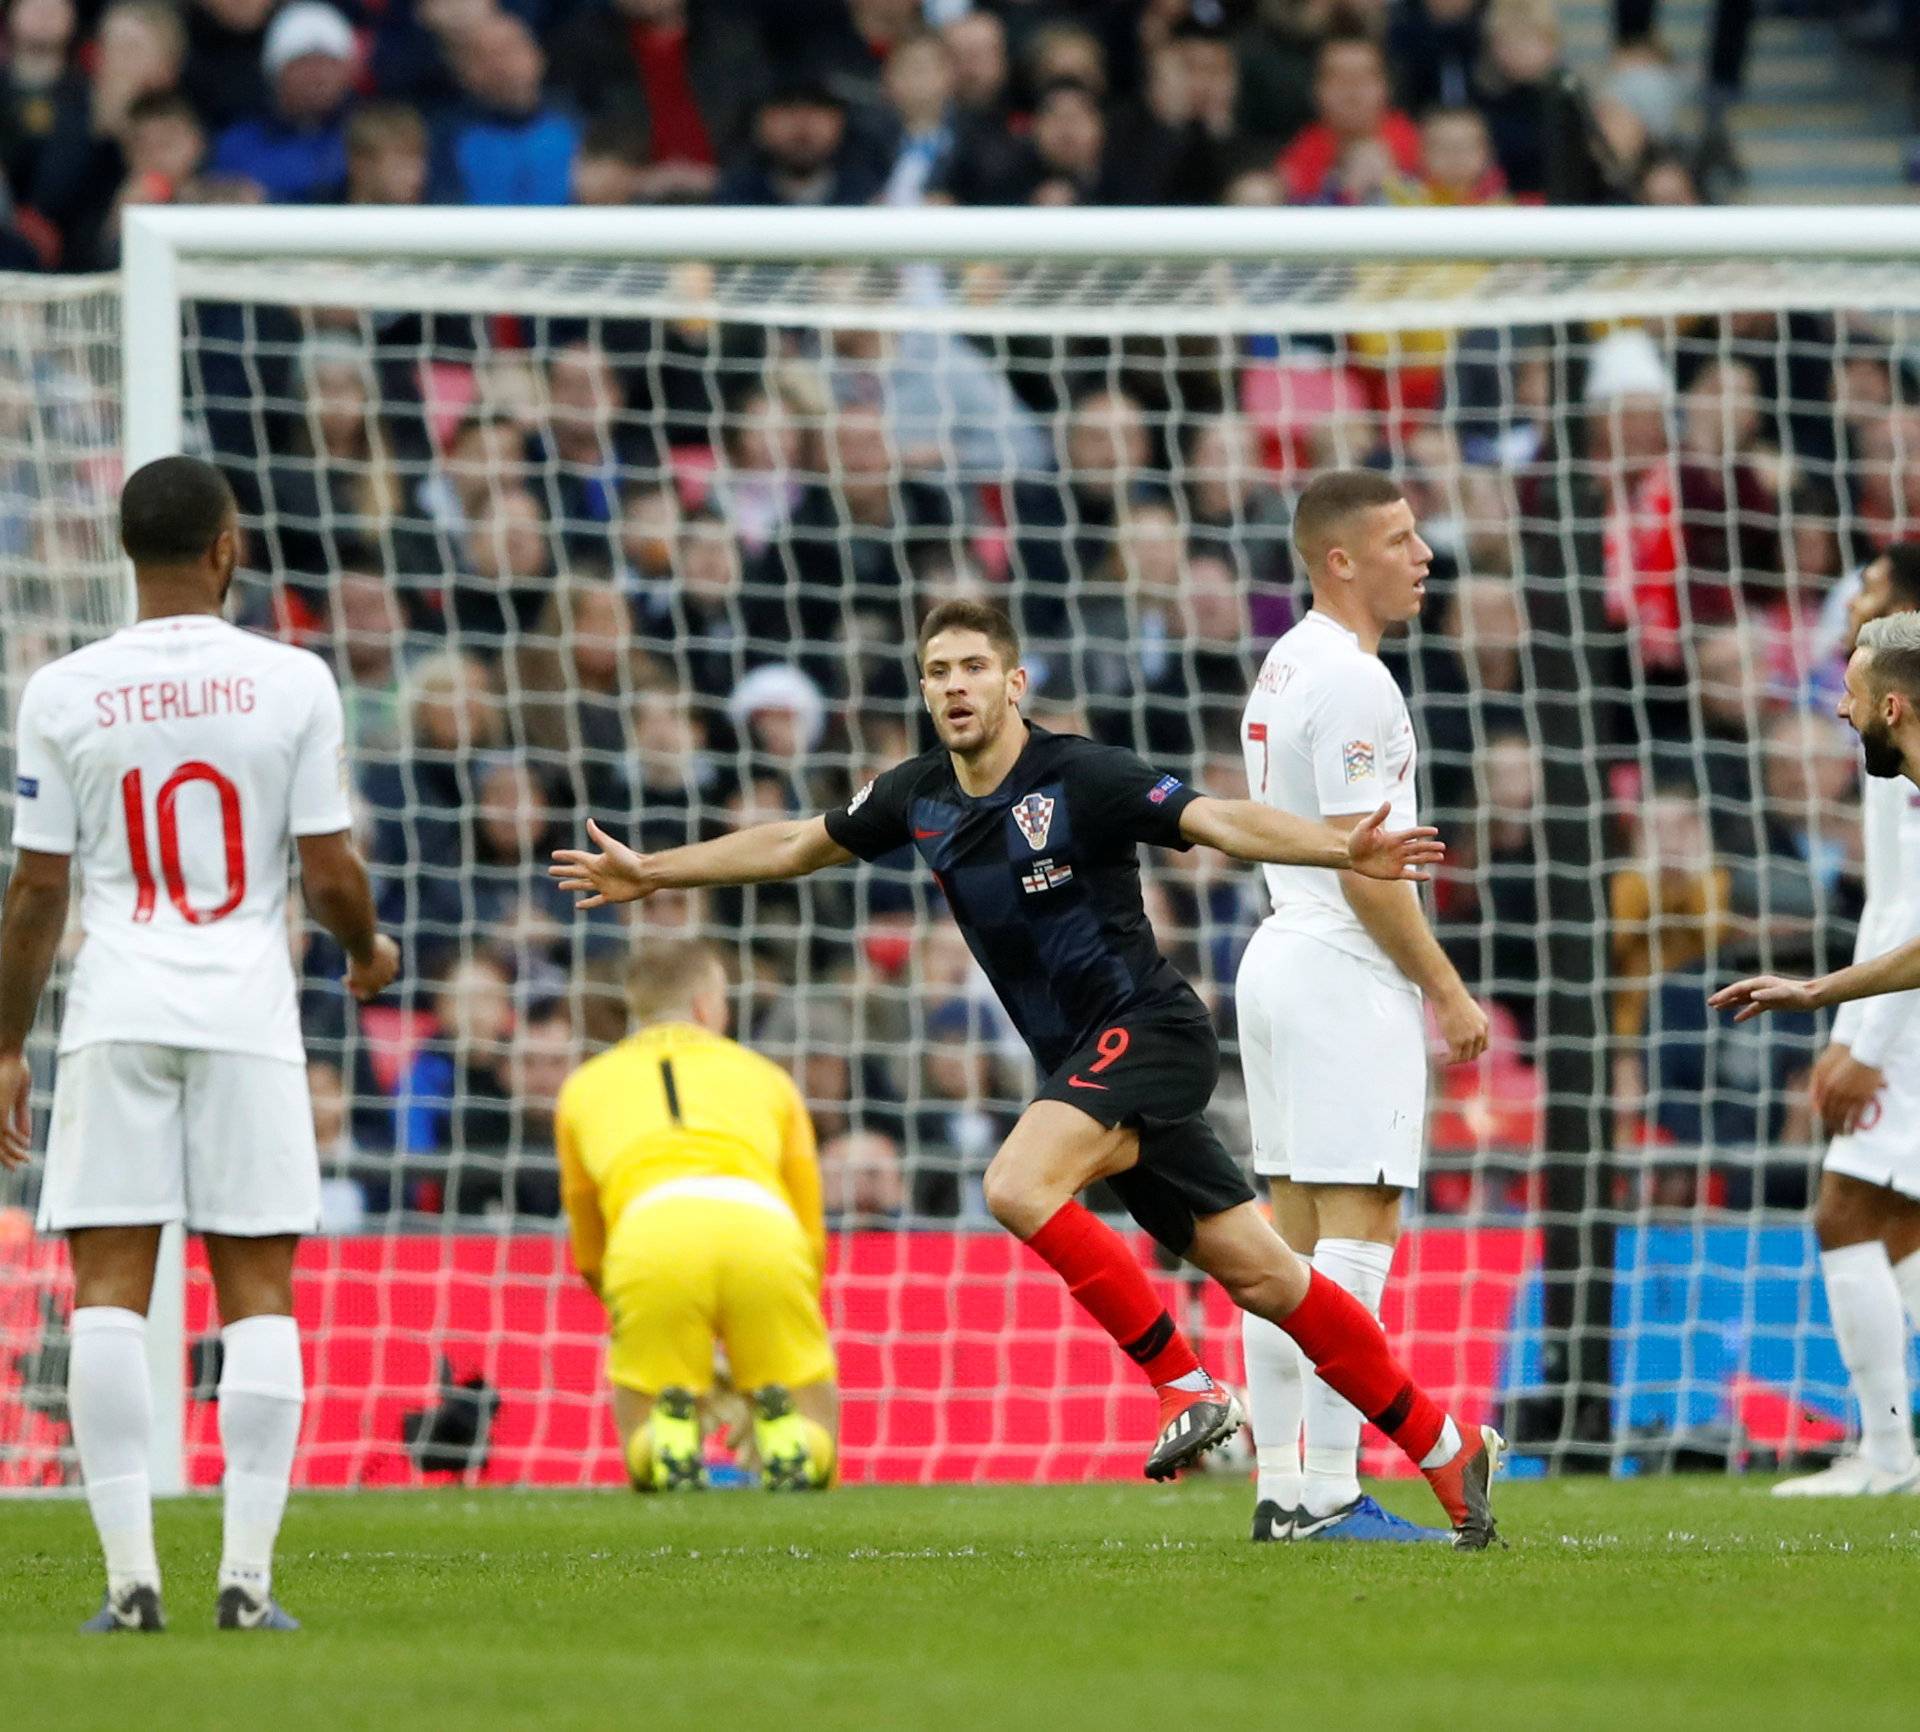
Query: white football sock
1241,1311,1305,1506
1302,1238,1396,1517
1821,1244,1917,1476
1893,1245,1920,1331
217,1314,304,1596
68,1306,159,1596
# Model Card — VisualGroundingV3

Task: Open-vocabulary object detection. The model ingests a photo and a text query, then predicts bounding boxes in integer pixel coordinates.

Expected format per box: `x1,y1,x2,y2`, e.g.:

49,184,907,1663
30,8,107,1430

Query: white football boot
1772,1453,1920,1497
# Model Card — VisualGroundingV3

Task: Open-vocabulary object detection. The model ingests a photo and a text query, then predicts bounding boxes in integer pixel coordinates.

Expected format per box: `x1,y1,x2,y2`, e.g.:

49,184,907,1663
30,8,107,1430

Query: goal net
3,209,1911,1487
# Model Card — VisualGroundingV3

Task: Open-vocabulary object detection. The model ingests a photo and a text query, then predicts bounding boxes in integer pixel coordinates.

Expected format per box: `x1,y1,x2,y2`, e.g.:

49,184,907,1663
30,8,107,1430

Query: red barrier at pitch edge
0,1227,1533,1488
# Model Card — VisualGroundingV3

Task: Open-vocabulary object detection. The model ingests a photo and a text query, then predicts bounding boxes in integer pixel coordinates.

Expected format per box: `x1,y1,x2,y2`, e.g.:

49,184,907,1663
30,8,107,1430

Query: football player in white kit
1236,470,1489,1542
1735,549,1920,1497
0,457,399,1631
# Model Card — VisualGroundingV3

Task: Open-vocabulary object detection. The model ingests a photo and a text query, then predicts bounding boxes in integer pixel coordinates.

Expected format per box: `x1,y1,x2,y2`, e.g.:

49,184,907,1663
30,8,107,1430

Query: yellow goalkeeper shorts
602,1182,835,1397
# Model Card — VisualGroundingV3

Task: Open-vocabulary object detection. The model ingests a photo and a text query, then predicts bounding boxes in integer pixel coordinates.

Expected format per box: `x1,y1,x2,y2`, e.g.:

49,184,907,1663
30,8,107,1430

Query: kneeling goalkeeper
555,940,838,1490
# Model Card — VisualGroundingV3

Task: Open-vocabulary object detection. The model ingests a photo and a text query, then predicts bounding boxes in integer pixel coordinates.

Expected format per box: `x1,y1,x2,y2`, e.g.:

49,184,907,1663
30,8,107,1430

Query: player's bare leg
984,1101,1243,1479
1776,1173,1920,1497
67,1226,167,1632
1187,1202,1501,1548
203,1233,303,1629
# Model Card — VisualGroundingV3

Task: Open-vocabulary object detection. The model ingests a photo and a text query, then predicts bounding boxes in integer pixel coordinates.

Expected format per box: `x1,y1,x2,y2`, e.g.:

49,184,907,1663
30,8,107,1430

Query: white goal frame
112,201,1920,1493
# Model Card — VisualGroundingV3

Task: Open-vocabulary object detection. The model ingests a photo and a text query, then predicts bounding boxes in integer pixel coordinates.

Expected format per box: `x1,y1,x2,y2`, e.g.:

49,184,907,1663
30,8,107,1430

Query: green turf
4,1477,1918,1731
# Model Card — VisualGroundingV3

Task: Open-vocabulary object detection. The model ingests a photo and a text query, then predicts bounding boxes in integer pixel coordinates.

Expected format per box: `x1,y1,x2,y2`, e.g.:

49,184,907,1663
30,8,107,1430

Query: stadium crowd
0,0,1909,1232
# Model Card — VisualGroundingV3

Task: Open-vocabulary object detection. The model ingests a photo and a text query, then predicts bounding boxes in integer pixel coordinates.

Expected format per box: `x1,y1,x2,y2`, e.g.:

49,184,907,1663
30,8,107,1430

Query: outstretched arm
551,814,854,909
1713,934,1920,1022
1178,797,1444,882
0,849,71,1168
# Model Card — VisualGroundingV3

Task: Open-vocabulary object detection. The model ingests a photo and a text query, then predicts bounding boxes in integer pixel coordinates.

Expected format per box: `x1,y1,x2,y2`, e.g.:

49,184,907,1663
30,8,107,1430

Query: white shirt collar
1304,609,1361,647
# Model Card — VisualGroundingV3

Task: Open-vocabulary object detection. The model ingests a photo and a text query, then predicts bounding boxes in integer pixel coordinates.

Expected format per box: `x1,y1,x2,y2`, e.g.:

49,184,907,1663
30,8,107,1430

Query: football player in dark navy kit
553,601,1501,1545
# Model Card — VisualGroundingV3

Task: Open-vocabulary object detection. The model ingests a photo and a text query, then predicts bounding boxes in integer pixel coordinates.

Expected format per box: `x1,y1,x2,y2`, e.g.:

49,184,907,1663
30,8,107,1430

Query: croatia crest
1011,792,1055,851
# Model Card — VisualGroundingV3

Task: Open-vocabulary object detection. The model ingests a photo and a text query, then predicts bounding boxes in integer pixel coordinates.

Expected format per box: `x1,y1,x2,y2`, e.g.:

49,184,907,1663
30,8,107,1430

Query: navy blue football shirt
823,724,1211,1073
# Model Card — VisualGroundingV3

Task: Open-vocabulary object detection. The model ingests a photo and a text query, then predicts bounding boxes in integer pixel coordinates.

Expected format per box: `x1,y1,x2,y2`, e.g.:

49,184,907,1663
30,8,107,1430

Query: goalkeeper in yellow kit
554,940,838,1490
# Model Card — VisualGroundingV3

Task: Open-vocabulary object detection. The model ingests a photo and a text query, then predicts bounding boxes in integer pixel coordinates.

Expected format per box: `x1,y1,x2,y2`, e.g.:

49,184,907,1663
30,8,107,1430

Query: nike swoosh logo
1066,1076,1108,1091
912,828,945,839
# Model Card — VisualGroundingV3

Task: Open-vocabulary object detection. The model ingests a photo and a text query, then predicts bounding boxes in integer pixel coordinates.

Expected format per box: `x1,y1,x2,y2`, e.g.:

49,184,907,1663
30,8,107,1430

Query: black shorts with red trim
1033,1012,1256,1255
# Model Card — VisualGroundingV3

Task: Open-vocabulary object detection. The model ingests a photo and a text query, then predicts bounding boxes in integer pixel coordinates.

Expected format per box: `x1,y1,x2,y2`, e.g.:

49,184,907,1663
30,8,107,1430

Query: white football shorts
37,1042,321,1236
1236,923,1427,1188
1824,1041,1920,1203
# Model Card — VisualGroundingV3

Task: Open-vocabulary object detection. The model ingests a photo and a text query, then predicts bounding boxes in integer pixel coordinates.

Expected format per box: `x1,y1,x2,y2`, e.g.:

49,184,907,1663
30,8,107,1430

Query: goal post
5,204,1915,1494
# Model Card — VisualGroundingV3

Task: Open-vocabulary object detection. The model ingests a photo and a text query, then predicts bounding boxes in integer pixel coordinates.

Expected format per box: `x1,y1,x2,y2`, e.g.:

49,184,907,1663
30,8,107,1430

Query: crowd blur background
5,0,1920,1237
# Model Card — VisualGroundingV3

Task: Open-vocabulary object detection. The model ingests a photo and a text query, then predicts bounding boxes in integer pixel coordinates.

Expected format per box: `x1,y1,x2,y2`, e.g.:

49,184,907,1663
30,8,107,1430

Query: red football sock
1025,1201,1205,1388
1279,1268,1447,1466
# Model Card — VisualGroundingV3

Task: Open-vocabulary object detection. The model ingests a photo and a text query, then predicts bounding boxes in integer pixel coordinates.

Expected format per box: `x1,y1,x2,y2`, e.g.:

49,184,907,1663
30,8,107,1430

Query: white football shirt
1831,769,1920,1068
11,615,354,1061
1241,609,1419,976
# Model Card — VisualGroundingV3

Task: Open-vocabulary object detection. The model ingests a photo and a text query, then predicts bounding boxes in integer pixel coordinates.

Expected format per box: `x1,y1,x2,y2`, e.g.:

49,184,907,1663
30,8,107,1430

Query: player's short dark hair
1882,541,1920,611
626,939,727,1025
1291,468,1405,568
917,599,1022,671
1858,613,1920,700
119,455,236,565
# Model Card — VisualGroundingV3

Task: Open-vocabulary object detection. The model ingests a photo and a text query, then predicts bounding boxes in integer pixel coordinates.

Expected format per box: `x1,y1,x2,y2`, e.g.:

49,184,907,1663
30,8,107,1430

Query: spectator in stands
569,116,647,205
1277,26,1420,203
1389,0,1486,113
344,101,431,206
1183,413,1291,596
458,757,586,956
1423,573,1530,815
629,676,719,848
1740,711,1862,979
31,0,186,266
449,483,556,652
326,566,412,755
948,77,1140,206
727,661,829,785
615,476,681,596
362,648,505,953
2,0,83,206
415,410,524,544
208,2,355,204
78,91,210,264
181,0,274,133
877,27,959,206
548,0,767,203
518,572,646,817
1014,385,1158,651
395,949,518,1208
821,319,1049,482
819,1129,906,1227
1609,781,1729,1152
714,78,883,208
914,995,1017,1220
635,505,759,716
1636,146,1701,206
770,402,956,693
1472,0,1560,199
943,6,1010,123
536,341,656,552
307,1057,375,1229
1584,326,1684,673
445,11,579,206
1413,104,1506,204
265,337,440,606
708,376,811,559
1444,729,1544,1043
598,262,770,449
1676,356,1785,610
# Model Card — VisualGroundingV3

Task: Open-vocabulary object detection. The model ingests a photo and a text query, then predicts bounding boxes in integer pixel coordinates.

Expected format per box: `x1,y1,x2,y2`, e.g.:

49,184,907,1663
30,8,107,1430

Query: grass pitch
4,1477,1917,1731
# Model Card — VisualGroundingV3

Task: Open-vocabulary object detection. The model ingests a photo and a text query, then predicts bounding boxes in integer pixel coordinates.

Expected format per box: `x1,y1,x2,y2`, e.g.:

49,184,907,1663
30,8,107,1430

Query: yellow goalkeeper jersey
554,1022,825,1292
